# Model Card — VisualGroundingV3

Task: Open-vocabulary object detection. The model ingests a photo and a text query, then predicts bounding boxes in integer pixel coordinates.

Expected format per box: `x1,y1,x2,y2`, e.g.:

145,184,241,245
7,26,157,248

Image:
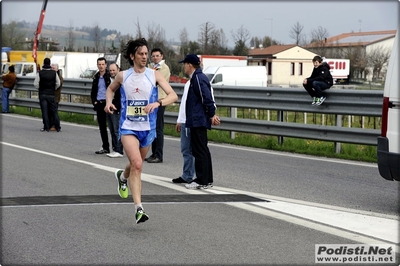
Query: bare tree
208,30,221,55
308,26,330,56
367,45,391,79
289,21,304,45
134,18,143,39
198,21,215,54
1,20,27,49
345,44,368,80
179,27,190,56
90,23,102,52
231,25,251,44
231,25,250,55
310,26,329,43
217,29,230,55
66,20,76,52
146,22,166,50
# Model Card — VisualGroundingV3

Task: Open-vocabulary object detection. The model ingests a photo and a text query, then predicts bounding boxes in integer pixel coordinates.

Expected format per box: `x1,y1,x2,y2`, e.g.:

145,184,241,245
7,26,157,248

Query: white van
2,62,36,77
204,66,267,87
377,25,399,181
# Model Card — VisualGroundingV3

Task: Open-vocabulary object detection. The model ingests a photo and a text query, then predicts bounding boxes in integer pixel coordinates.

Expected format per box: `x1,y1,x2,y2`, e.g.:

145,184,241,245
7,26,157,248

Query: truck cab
204,66,267,87
377,25,399,181
2,62,37,77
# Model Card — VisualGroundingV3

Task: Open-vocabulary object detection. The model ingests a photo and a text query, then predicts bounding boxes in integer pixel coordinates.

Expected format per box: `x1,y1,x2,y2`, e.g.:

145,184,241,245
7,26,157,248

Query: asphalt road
1,113,399,266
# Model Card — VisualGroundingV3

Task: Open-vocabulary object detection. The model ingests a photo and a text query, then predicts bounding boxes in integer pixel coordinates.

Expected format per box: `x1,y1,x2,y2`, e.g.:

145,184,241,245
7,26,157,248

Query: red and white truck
324,58,350,83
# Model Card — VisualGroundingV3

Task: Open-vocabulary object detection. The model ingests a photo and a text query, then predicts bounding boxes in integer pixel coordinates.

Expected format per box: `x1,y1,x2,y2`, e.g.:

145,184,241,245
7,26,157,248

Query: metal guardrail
8,77,383,146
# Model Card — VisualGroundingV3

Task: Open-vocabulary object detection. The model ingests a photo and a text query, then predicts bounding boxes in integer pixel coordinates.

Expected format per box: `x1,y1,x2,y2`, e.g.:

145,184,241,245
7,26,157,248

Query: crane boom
32,0,48,71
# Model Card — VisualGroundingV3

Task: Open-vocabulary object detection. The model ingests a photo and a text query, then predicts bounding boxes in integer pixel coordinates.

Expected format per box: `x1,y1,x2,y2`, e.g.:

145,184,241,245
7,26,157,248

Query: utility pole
265,18,273,44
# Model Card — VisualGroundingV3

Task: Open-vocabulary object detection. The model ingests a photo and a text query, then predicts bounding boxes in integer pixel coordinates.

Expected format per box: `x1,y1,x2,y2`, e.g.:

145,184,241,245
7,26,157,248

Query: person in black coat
90,57,111,154
303,56,333,105
33,58,61,132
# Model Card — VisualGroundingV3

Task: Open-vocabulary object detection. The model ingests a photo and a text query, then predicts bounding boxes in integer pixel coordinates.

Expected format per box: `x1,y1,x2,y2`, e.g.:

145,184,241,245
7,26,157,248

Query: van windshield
205,73,214,81
80,69,97,79
13,64,23,75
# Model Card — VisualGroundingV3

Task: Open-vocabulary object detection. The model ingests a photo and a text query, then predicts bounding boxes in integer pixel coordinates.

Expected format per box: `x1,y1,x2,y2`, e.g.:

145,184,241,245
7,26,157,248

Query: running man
104,38,178,224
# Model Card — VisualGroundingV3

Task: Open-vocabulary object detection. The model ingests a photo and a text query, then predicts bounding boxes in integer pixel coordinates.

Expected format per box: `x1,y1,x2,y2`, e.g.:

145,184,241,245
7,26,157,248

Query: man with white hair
49,63,63,130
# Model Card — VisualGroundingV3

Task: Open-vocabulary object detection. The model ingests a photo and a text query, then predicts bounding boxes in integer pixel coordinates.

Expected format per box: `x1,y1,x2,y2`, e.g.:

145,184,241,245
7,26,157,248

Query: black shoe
147,157,163,163
145,155,155,162
172,177,189,183
40,128,49,132
95,149,110,154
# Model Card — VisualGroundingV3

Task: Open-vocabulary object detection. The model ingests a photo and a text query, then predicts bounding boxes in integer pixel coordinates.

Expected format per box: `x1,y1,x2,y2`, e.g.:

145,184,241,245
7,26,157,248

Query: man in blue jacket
90,57,111,154
179,54,220,189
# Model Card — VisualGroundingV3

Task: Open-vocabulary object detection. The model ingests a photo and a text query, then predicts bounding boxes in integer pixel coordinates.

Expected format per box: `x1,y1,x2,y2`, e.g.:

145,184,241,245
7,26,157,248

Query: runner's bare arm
155,70,178,106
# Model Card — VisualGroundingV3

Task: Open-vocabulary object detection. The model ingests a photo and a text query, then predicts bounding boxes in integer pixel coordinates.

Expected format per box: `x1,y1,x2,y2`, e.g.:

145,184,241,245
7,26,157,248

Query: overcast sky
2,0,399,47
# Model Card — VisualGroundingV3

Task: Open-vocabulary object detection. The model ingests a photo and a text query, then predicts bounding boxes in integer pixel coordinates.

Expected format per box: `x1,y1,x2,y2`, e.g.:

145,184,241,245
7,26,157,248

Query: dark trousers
151,106,165,159
303,81,329,98
95,101,109,151
190,126,213,186
107,111,123,154
39,94,60,131
49,102,59,128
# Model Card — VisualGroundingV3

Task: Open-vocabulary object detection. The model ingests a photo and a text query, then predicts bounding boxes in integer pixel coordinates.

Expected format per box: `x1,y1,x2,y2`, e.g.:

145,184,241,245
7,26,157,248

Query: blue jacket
185,68,216,129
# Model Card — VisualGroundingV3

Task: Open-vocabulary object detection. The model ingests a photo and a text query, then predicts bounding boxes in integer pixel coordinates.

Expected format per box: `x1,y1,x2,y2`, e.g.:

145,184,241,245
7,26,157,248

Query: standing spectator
1,65,17,113
91,57,111,154
104,38,177,224
33,58,61,132
303,55,333,105
173,80,195,184
145,48,170,163
106,63,124,158
179,54,220,189
49,63,63,131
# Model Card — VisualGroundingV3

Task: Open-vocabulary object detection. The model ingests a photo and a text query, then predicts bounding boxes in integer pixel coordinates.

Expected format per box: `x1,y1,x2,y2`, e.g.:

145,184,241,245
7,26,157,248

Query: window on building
290,62,295,75
298,62,303,75
268,62,272,75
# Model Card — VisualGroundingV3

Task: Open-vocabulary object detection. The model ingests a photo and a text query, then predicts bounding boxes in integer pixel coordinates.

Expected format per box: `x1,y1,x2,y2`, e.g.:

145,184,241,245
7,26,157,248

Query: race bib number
126,100,148,122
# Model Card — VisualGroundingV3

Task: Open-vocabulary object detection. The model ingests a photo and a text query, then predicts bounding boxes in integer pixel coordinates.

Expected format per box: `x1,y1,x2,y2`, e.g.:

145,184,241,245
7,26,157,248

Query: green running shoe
136,207,149,224
115,169,128,199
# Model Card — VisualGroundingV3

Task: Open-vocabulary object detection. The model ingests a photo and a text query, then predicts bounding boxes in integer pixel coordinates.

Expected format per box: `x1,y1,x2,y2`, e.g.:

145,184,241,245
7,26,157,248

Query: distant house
247,45,317,87
305,30,396,81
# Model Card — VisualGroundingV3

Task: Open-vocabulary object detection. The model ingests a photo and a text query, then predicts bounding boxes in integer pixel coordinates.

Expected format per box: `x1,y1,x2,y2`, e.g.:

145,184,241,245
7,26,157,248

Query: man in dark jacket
303,55,333,105
90,57,111,154
179,54,220,189
34,58,61,132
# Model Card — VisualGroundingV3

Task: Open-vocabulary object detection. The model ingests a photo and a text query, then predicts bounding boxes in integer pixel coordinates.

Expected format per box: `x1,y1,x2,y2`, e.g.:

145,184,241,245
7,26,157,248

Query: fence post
278,110,284,145
335,114,342,153
230,107,237,139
